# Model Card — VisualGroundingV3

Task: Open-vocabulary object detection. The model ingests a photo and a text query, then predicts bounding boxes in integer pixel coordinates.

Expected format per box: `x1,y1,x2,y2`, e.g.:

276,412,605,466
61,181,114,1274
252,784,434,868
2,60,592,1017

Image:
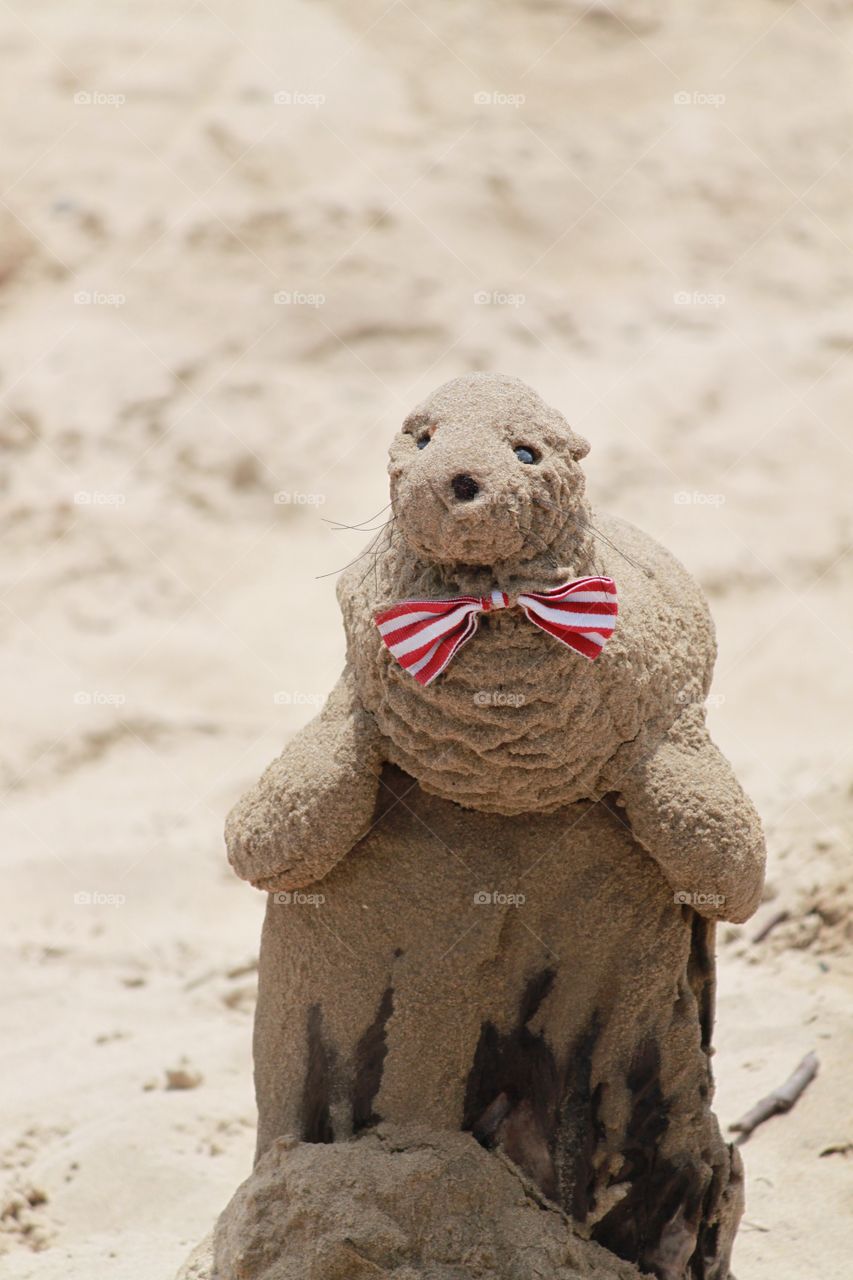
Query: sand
1,0,852,1276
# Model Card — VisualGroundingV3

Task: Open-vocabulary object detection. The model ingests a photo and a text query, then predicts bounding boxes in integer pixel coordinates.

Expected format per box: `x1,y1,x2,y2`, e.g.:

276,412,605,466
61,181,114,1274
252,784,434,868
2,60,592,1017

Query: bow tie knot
375,576,618,687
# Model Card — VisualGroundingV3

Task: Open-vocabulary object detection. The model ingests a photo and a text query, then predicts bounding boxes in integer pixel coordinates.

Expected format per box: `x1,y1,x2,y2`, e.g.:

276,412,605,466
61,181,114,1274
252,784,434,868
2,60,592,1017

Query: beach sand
1,1,851,1276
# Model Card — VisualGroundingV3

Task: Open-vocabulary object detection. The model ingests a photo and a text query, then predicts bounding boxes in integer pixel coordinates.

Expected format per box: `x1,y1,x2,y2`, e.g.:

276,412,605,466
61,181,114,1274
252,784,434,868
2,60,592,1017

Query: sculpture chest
353,606,637,814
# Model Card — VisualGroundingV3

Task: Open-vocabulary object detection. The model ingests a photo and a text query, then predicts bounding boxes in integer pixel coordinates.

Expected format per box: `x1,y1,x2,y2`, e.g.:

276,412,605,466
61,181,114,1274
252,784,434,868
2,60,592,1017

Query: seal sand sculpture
188,374,765,1280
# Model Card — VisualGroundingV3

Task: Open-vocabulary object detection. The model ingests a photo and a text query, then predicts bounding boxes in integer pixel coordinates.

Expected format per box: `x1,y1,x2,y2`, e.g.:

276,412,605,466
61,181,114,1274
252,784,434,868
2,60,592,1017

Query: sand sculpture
184,374,766,1280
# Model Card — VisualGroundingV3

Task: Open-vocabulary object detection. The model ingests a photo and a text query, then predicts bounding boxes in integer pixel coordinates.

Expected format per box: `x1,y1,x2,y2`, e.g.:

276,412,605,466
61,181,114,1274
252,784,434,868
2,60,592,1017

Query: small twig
183,968,217,992
730,1051,819,1143
752,908,790,944
184,958,259,990
819,1142,852,1158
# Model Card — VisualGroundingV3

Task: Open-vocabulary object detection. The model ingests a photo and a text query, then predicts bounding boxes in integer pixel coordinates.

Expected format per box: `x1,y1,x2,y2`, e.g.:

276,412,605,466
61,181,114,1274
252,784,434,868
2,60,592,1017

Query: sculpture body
206,374,765,1280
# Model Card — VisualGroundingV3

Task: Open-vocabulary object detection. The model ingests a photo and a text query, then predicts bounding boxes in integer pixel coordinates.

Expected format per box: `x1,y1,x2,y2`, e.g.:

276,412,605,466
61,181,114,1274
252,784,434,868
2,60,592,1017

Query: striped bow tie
375,576,618,687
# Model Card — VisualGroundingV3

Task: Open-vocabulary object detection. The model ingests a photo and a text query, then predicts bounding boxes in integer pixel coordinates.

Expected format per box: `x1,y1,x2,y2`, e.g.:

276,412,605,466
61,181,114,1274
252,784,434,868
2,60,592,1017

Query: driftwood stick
730,1051,819,1142
751,908,789,944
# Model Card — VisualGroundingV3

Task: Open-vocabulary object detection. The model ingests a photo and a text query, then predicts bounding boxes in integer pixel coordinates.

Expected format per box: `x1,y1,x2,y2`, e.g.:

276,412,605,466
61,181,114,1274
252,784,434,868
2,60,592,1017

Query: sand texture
207,1126,650,1280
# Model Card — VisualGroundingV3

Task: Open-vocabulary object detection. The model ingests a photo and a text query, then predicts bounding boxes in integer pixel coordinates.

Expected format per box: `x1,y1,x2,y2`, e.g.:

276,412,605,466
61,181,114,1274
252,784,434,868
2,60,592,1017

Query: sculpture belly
350,602,658,815
373,665,615,815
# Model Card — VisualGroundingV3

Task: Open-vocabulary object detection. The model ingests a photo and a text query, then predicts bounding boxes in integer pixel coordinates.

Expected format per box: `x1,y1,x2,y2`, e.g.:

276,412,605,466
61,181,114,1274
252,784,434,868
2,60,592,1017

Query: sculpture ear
545,406,590,461
566,428,590,461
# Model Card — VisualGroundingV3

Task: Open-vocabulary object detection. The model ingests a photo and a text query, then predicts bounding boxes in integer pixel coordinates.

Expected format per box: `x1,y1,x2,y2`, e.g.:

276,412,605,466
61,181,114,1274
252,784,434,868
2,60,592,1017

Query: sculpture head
387,373,591,569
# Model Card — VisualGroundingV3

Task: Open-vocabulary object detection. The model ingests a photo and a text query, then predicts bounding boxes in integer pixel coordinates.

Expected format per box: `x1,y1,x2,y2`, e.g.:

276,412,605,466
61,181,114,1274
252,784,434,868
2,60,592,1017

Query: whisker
524,524,559,570
533,495,653,577
316,526,387,580
583,518,654,578
322,502,392,531
360,521,397,589
329,518,394,533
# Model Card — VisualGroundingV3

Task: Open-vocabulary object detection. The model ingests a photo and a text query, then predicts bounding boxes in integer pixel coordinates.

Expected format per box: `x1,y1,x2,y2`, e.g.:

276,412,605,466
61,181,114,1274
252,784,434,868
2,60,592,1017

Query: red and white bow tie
375,576,618,687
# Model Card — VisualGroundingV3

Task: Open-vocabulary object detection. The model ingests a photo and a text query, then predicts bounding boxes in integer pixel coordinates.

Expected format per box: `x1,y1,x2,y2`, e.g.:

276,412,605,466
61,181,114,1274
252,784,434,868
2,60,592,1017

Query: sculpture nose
451,473,480,502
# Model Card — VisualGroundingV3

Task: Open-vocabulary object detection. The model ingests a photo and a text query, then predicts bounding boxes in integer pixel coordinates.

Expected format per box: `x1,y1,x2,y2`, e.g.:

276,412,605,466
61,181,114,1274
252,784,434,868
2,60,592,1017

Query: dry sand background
1,1,852,1276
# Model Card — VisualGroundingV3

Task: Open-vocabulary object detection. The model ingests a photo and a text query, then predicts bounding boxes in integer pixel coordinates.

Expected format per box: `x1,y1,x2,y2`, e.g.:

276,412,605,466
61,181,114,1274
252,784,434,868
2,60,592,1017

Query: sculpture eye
515,445,538,464
416,433,431,449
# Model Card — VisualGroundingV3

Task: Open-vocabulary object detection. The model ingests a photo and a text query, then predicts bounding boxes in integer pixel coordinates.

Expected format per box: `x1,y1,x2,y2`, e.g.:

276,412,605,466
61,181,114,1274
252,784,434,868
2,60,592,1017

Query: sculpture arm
225,666,385,891
617,706,765,923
